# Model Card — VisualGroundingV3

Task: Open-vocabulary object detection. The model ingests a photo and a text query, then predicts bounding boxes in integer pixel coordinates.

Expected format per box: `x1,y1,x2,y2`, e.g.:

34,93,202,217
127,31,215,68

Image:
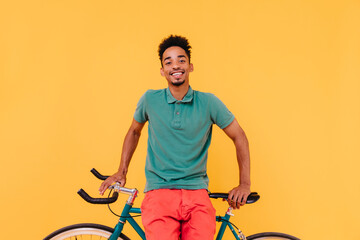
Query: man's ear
190,63,194,72
160,68,164,76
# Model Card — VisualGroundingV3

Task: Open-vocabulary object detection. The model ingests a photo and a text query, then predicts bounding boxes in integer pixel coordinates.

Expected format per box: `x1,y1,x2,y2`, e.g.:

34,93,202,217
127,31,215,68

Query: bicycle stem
111,183,139,204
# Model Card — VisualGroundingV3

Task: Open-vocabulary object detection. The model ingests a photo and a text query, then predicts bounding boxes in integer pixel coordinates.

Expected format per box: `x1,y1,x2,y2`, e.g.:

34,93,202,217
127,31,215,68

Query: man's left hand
227,185,251,209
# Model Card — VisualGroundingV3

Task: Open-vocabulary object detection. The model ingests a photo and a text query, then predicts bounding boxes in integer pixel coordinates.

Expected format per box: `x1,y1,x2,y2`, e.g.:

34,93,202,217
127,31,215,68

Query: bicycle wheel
43,223,130,240
246,232,300,240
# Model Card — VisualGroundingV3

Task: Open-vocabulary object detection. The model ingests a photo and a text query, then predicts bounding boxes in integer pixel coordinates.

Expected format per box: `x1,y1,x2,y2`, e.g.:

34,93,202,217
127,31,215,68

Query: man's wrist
114,170,126,179
117,168,127,176
239,183,251,188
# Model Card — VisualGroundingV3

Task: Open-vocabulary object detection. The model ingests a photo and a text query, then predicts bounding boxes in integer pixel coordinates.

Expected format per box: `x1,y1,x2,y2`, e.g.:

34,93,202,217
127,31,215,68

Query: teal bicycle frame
56,169,301,240
47,180,301,240
110,205,145,240
216,210,245,240
77,169,253,240
108,199,244,240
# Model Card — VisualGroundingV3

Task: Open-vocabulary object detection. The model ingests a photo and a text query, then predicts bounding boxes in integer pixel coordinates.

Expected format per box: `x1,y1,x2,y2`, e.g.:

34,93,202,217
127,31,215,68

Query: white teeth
172,72,182,76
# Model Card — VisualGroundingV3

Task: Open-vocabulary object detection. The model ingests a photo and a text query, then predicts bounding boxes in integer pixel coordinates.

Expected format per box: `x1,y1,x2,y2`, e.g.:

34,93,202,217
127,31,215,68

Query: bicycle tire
43,223,130,240
246,232,300,240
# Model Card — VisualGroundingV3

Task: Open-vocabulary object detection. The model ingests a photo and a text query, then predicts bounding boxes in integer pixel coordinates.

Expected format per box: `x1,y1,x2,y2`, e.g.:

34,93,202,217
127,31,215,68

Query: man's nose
172,62,180,69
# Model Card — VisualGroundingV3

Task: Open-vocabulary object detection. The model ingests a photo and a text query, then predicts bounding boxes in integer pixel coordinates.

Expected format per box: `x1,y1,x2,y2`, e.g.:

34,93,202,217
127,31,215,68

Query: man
99,35,251,240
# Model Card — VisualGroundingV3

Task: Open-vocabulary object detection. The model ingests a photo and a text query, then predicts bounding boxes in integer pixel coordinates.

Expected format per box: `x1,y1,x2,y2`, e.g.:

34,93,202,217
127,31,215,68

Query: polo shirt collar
166,86,194,104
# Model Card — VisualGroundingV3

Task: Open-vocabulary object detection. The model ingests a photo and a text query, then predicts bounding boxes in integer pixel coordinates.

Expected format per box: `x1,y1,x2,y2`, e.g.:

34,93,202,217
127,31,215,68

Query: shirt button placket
174,101,181,128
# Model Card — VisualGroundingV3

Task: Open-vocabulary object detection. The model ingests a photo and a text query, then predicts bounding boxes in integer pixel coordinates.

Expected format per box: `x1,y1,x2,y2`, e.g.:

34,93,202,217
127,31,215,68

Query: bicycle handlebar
77,189,119,204
80,168,260,205
209,192,260,204
90,168,109,180
78,169,138,205
76,168,116,204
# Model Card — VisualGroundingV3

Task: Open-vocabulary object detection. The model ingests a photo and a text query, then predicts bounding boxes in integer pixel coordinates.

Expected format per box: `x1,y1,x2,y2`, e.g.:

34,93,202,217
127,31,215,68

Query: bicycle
44,168,300,240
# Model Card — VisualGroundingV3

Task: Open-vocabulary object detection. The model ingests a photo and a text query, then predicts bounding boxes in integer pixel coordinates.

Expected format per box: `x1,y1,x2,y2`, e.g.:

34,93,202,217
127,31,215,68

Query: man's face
160,46,193,87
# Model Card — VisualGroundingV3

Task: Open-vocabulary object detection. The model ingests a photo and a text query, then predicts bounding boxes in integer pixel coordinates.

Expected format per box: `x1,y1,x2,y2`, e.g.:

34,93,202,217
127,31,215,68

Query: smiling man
99,35,251,240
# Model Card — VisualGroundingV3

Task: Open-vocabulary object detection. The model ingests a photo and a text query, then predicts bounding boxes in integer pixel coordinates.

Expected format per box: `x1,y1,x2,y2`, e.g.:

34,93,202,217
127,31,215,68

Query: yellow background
1,0,359,239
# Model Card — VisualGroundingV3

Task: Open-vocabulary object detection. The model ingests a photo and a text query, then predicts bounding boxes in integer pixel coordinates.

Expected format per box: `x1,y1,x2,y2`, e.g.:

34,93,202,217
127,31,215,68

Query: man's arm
222,118,251,209
99,118,145,195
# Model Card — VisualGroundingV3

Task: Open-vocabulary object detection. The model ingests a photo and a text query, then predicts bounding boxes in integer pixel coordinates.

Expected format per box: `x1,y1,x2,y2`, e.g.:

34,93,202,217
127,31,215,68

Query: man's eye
180,59,185,63
165,62,171,65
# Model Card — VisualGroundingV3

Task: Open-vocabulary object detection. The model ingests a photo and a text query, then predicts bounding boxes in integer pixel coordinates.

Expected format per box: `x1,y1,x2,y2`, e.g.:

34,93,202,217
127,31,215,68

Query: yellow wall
1,0,359,239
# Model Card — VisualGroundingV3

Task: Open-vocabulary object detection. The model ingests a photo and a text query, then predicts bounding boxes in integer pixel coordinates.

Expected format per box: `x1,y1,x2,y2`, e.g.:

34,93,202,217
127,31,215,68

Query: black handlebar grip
208,192,260,204
208,193,229,199
90,168,109,181
246,192,260,204
77,189,119,204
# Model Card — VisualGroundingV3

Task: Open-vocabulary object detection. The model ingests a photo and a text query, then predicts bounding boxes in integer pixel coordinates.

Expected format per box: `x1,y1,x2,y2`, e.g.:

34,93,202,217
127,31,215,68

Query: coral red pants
141,189,216,240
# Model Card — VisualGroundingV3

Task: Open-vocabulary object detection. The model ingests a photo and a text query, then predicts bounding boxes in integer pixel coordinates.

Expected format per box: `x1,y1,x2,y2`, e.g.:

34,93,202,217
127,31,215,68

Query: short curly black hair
158,35,192,64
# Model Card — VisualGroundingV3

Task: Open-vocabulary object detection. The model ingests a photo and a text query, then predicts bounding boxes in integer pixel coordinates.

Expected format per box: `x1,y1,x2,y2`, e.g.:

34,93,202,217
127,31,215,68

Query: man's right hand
98,172,126,196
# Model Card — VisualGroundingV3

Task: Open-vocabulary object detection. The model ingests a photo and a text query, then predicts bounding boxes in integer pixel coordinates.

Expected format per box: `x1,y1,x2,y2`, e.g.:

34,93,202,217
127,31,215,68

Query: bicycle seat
208,192,260,204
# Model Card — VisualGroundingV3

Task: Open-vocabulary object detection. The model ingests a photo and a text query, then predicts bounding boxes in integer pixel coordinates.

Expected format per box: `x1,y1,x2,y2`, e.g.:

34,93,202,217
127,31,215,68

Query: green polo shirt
134,86,234,192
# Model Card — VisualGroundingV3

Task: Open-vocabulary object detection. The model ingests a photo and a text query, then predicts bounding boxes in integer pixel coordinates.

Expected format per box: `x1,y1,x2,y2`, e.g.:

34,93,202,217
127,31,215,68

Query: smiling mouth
171,71,184,77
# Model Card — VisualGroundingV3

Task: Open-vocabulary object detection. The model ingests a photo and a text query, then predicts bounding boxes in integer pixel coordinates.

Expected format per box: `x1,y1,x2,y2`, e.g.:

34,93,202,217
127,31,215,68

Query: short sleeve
133,92,148,123
209,94,235,129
